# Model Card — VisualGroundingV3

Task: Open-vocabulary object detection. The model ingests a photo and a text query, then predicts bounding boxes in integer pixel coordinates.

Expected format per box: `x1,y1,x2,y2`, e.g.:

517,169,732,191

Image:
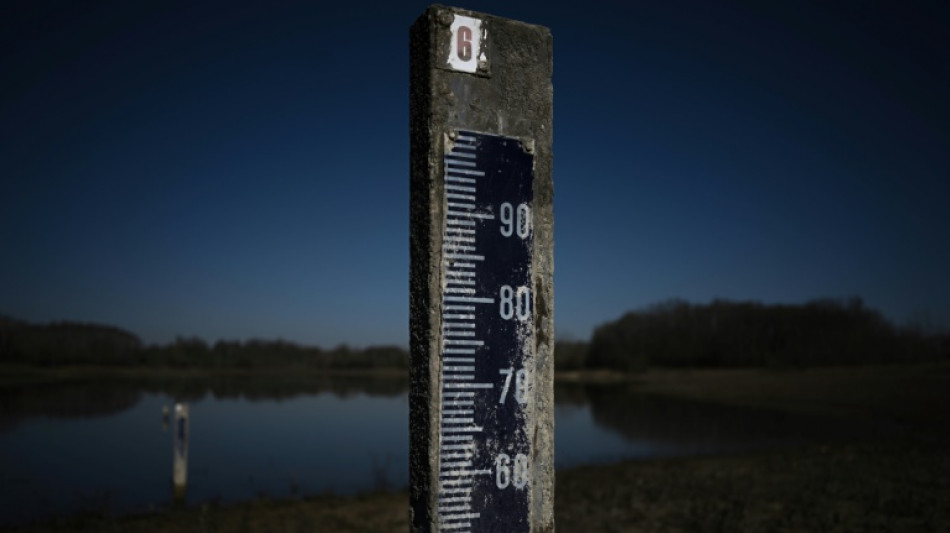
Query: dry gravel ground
557,440,950,533
7,363,950,533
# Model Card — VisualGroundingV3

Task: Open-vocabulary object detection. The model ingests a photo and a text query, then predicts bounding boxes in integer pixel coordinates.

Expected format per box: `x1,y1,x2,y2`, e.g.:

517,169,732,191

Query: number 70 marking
498,368,528,404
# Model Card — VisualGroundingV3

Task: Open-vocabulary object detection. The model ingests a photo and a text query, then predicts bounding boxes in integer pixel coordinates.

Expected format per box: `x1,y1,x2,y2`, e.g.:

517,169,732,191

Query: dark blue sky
2,0,948,346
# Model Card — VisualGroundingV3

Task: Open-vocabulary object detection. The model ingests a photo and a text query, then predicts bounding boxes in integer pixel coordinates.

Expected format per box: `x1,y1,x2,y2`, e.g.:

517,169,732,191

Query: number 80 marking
499,285,530,321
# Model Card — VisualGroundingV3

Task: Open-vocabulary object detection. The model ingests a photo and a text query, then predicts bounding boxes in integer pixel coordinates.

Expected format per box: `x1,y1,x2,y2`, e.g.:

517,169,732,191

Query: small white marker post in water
172,402,189,503
409,6,554,532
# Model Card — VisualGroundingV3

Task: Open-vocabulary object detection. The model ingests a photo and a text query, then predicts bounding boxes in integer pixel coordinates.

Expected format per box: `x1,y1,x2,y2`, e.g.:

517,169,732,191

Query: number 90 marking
500,202,531,239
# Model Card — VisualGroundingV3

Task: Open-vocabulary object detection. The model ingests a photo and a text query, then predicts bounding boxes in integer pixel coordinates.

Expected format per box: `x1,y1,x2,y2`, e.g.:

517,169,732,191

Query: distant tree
586,298,942,371
0,317,409,371
0,319,142,366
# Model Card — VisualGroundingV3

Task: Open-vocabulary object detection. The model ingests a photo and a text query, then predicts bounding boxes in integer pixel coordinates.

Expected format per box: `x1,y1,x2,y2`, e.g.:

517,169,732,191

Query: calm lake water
0,375,876,526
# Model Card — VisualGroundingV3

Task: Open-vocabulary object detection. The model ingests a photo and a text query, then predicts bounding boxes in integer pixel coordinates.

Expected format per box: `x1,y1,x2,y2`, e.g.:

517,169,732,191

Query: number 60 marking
495,453,529,490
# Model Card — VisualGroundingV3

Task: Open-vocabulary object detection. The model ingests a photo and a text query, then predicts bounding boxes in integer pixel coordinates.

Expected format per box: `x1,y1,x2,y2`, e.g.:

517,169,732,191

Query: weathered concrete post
410,5,553,532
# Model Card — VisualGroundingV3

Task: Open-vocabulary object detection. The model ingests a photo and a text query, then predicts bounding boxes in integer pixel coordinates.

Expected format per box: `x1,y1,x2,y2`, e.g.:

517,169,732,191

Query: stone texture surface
410,5,553,532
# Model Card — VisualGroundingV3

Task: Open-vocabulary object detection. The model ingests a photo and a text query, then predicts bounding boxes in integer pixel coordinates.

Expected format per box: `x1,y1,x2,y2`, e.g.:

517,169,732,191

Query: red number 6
457,26,472,61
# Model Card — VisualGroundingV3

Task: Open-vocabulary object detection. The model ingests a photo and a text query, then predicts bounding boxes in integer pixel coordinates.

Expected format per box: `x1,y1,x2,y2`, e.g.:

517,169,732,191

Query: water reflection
0,375,884,526
0,379,141,433
0,374,409,433
569,382,880,457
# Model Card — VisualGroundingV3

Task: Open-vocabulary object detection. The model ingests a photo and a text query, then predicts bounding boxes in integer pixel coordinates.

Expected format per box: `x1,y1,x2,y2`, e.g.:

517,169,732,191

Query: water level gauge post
410,5,554,533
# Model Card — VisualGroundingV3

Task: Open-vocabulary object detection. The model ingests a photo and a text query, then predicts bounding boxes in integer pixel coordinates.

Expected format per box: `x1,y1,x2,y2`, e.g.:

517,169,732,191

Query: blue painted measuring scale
438,130,534,532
